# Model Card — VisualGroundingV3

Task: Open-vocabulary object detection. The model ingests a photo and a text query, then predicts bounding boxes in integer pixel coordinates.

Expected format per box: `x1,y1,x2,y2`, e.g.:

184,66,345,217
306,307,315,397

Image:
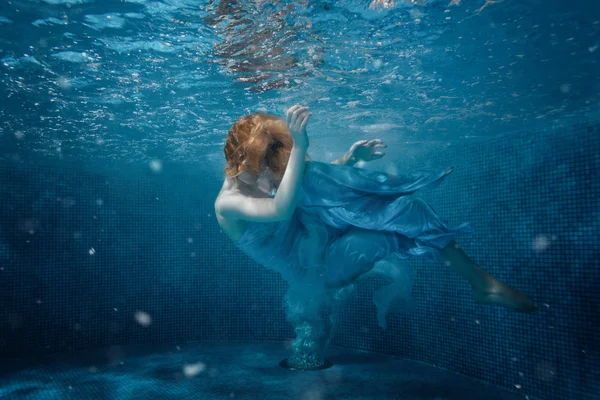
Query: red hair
224,112,294,180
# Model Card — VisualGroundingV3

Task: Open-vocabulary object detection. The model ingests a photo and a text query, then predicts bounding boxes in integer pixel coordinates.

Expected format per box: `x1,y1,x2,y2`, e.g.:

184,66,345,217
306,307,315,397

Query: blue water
1,0,598,167
0,1,599,400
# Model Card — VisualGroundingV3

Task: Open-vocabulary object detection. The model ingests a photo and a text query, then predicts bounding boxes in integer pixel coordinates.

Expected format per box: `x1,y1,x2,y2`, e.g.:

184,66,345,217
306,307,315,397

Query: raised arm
331,139,386,166
216,106,311,222
330,152,355,166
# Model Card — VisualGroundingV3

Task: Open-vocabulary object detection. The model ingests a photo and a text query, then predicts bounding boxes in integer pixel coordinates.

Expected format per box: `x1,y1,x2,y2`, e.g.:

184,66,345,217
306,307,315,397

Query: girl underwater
215,105,537,369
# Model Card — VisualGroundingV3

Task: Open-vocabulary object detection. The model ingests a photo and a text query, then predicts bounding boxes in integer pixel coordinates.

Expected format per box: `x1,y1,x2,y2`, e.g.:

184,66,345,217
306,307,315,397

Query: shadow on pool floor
0,343,533,400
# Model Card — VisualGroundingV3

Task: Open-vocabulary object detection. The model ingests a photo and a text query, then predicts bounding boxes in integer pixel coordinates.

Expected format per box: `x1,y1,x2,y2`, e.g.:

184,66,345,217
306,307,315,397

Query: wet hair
224,112,294,181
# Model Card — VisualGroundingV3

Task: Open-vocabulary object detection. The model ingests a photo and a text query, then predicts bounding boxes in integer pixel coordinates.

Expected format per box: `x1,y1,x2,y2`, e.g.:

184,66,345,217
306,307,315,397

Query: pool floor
0,343,530,399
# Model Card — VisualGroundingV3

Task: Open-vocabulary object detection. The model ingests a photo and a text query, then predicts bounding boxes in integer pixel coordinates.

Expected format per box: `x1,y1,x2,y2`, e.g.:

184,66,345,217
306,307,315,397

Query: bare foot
472,279,538,313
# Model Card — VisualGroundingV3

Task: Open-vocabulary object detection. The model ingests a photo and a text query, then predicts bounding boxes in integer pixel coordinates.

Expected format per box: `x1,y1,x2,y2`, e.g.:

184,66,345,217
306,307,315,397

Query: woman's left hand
348,139,386,163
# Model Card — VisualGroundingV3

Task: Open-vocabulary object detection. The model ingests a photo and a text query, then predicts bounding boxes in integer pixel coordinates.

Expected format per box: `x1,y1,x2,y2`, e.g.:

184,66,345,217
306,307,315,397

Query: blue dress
234,161,472,289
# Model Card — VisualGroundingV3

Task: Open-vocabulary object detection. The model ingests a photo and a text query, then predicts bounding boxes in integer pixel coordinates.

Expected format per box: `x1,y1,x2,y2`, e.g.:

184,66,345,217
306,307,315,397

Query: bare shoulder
215,182,247,242
214,182,242,216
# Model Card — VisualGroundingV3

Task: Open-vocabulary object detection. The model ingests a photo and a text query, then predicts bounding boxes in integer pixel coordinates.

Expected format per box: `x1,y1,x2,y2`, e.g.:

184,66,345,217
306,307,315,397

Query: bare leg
358,258,415,329
440,241,537,313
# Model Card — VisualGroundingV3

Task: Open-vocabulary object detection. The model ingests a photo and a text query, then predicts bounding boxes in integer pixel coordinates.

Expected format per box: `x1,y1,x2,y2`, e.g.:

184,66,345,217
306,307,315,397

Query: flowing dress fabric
235,161,472,287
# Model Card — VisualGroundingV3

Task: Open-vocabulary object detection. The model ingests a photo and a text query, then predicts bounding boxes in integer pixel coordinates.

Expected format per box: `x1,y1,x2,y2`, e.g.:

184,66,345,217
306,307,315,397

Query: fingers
286,105,309,129
285,106,296,126
355,139,386,149
299,112,311,131
367,139,386,148
292,107,309,124
286,105,301,126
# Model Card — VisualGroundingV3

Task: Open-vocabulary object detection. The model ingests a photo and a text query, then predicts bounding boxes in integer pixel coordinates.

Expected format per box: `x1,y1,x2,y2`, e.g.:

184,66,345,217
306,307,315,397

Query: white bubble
149,159,162,172
89,247,96,255
135,311,152,327
560,84,571,94
14,131,25,140
532,235,550,252
183,362,206,377
57,76,72,90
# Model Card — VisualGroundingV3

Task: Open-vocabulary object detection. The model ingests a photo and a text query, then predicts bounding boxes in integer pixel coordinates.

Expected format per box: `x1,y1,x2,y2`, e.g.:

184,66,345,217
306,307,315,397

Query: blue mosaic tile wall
332,122,600,400
0,160,291,356
0,122,598,400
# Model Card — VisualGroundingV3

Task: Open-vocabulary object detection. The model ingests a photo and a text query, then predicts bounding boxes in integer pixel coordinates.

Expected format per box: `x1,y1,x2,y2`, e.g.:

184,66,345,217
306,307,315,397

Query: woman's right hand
286,105,311,149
